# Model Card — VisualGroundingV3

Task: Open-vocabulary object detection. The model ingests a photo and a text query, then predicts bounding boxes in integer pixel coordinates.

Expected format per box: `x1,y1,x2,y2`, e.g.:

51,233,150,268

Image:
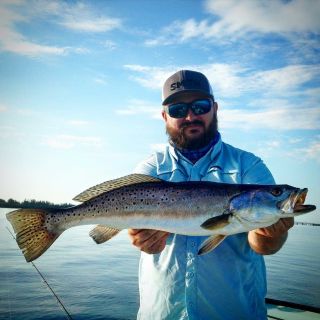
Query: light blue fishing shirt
134,135,275,320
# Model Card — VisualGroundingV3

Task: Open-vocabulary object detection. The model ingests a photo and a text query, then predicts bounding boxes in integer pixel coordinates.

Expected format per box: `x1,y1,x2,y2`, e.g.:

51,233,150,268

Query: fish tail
6,209,62,262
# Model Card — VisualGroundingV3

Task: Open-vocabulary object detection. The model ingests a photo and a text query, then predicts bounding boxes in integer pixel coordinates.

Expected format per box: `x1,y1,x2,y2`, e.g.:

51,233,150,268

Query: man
128,70,293,320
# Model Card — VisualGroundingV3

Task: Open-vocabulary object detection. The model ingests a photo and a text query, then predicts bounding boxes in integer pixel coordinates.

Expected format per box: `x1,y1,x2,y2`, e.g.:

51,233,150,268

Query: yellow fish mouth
291,188,316,214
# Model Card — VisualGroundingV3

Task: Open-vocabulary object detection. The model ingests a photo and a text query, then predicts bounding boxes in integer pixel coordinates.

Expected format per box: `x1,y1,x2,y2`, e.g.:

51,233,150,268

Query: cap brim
162,90,214,105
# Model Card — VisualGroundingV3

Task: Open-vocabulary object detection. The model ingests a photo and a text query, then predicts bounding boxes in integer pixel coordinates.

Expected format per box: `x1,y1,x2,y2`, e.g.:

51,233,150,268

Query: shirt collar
157,133,224,176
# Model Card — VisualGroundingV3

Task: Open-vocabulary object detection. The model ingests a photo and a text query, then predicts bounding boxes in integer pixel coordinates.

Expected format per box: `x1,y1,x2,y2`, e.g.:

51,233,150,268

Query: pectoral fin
198,235,227,255
89,225,121,244
201,214,231,230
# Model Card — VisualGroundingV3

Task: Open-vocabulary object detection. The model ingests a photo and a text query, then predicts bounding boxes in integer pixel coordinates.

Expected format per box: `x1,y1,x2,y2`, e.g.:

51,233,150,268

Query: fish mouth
287,188,316,214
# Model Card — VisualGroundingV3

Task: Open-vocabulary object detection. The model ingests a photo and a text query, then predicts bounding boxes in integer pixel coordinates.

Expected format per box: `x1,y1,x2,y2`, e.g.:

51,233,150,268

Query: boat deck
266,298,320,320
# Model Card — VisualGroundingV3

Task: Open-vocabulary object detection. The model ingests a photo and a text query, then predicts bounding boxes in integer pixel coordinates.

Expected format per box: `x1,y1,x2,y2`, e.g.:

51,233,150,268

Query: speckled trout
6,174,316,262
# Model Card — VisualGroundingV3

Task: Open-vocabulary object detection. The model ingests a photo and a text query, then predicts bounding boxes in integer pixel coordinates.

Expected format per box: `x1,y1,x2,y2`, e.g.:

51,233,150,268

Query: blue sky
0,0,319,223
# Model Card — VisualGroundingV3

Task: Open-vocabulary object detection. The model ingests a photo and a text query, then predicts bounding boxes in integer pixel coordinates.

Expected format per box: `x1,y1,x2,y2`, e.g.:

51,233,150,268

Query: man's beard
166,115,218,150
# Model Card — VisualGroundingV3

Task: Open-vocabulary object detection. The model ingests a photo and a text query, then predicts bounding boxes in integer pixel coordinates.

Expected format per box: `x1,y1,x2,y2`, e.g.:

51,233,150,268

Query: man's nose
184,108,197,121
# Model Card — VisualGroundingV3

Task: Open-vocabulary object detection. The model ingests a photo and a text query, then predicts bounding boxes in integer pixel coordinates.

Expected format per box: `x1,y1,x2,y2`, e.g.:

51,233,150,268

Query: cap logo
170,79,202,91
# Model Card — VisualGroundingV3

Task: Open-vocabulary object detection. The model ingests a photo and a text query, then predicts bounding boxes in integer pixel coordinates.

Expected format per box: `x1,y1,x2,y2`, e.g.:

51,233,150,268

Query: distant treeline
0,198,74,209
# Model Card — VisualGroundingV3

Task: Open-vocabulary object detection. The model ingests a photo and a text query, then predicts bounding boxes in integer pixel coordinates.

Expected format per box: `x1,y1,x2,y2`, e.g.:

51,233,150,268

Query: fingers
254,218,295,237
128,229,170,254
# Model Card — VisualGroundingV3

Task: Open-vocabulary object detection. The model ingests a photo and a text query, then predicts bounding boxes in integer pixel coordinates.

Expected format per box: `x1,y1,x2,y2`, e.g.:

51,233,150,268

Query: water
0,208,319,319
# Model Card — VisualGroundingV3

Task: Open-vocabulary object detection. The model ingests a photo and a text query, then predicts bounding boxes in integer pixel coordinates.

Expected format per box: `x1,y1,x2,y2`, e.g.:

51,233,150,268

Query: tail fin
6,209,62,262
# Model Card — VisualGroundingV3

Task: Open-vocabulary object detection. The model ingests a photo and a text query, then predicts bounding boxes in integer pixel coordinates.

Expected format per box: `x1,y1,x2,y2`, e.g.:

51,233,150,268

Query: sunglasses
165,99,213,119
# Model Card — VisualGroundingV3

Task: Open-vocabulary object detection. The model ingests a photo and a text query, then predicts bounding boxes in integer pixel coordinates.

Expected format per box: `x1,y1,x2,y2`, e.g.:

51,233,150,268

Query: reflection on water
0,208,319,319
0,209,140,320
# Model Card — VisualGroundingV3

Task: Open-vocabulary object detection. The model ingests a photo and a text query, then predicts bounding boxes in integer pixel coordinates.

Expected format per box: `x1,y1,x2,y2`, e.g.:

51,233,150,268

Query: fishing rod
6,226,74,320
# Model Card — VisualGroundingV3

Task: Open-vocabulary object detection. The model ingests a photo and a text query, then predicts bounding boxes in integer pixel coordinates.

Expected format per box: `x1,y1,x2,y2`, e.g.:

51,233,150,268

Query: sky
0,0,319,223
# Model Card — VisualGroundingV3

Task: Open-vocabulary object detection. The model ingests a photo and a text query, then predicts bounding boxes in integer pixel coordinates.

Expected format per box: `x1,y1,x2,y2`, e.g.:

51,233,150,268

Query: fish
6,174,316,262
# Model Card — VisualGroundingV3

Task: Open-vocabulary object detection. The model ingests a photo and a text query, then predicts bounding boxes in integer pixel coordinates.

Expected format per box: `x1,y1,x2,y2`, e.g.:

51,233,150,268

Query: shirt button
187,272,194,278
190,241,196,247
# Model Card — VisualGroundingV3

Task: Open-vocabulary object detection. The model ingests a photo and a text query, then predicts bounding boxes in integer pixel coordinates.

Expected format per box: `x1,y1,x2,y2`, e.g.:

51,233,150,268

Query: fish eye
271,188,283,197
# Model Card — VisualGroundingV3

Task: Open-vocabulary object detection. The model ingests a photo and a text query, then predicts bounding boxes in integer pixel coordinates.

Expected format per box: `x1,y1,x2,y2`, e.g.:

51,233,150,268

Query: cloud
43,134,102,149
287,139,320,163
115,99,162,119
145,0,320,46
124,63,320,131
124,65,176,90
67,120,90,126
0,105,8,112
0,1,121,57
57,2,121,33
248,65,320,94
124,63,248,96
303,141,320,162
0,2,69,57
205,0,320,35
102,40,117,50
150,143,167,152
93,76,108,85
219,106,320,131
124,63,320,98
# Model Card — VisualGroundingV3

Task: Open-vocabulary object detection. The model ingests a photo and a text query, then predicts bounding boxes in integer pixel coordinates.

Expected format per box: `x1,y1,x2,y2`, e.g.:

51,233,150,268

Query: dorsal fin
73,174,162,202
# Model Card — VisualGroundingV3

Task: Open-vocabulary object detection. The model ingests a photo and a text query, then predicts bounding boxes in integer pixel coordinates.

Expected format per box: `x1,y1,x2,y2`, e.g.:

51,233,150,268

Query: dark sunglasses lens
191,100,211,115
168,104,188,118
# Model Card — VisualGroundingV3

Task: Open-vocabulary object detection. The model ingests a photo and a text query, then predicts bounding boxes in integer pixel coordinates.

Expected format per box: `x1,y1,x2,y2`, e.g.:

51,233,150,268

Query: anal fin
198,235,227,255
89,225,121,244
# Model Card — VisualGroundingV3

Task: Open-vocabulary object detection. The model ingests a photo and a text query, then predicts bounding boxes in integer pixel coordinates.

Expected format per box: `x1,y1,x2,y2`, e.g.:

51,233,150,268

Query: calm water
0,208,319,319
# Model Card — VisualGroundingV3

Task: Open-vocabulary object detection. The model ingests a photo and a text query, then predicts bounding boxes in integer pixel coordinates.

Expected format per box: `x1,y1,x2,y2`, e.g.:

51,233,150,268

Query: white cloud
124,63,248,97
28,1,122,33
219,106,320,131
124,65,176,90
124,63,320,131
67,120,90,126
303,141,320,162
0,105,8,112
248,65,320,94
287,139,320,163
115,99,162,119
62,18,120,32
0,2,68,57
43,135,102,149
124,63,320,99
59,2,121,33
102,40,117,50
94,77,108,85
146,0,320,46
205,0,320,35
0,1,121,57
150,143,167,152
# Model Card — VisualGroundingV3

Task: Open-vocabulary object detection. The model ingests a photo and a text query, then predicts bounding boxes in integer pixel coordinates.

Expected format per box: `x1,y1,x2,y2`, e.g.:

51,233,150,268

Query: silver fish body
6,174,316,262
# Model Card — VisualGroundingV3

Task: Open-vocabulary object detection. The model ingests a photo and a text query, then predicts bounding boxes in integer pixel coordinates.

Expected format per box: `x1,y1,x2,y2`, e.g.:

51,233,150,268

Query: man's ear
213,102,218,113
162,110,167,121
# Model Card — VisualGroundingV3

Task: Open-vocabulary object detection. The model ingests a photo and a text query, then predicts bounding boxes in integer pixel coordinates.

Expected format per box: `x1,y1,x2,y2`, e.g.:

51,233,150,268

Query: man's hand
128,229,170,254
248,218,294,255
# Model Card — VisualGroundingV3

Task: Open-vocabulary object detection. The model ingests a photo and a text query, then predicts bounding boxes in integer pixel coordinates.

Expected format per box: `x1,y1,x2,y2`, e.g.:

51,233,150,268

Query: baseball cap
162,70,214,105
